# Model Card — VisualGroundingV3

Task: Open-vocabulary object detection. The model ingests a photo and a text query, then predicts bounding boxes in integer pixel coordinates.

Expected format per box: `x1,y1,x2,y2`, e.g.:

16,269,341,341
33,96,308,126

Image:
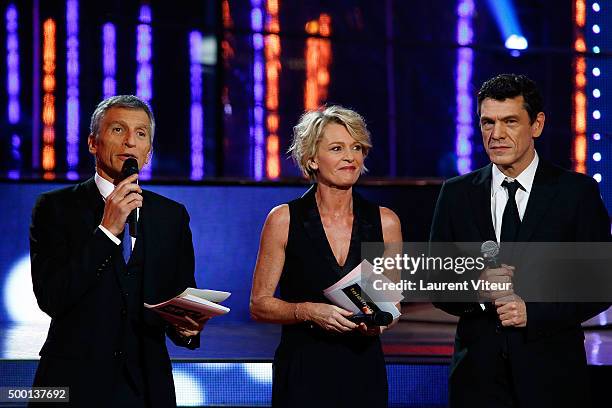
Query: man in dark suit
430,74,610,407
29,95,205,407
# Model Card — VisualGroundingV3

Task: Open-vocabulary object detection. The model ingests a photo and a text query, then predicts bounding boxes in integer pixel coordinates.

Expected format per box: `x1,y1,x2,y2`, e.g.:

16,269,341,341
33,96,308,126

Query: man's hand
101,174,142,236
478,264,515,301
495,294,527,327
174,316,208,338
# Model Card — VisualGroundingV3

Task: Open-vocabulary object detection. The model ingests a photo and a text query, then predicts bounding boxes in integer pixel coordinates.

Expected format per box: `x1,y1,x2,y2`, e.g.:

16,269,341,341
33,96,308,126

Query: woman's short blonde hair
288,105,372,179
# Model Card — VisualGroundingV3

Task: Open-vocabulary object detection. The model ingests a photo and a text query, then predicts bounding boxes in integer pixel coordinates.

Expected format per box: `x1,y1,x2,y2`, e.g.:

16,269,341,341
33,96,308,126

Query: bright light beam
486,0,529,50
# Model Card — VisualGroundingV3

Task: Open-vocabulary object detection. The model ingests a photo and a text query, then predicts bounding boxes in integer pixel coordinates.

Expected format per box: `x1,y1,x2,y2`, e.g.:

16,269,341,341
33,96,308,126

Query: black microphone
481,240,501,268
121,158,139,238
348,311,393,327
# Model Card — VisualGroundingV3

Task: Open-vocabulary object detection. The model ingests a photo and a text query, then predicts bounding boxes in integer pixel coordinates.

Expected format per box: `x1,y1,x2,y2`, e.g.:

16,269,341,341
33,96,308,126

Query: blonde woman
250,106,402,407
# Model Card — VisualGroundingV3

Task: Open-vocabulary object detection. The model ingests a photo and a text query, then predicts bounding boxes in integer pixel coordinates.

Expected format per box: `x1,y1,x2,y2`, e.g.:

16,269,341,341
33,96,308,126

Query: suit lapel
469,164,497,242
129,204,146,265
76,177,105,233
77,177,128,293
516,160,559,242
139,191,157,302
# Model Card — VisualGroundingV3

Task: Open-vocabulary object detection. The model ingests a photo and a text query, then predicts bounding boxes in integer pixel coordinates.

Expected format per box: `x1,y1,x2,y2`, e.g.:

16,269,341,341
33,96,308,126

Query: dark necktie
121,223,132,264
500,179,523,243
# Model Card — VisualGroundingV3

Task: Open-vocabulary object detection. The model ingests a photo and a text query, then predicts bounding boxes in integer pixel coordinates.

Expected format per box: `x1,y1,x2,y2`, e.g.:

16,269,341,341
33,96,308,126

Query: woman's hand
301,302,358,333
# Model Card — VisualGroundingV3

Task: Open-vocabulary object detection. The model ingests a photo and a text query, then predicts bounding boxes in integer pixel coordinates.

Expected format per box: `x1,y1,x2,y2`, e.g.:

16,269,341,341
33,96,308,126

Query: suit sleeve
429,182,482,316
30,193,117,319
526,178,611,339
165,205,201,350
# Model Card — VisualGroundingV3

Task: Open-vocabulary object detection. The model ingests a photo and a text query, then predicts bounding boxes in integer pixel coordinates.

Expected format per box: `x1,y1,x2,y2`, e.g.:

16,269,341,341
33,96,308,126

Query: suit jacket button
121,309,127,316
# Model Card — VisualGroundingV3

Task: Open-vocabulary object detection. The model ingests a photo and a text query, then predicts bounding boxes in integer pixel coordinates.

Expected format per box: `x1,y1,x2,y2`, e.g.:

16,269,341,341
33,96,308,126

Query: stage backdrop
0,180,441,325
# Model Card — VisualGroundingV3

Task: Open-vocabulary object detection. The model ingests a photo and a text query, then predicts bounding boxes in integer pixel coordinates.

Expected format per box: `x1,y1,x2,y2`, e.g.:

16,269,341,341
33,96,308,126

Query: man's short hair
89,95,155,142
477,74,544,123
288,105,372,180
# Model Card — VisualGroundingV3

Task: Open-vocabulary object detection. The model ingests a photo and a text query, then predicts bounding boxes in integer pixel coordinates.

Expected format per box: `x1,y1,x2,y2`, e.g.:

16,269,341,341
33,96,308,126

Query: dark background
0,0,589,180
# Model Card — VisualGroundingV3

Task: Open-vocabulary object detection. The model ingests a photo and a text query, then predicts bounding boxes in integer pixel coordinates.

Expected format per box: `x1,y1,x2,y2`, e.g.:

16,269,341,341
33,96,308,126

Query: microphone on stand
121,158,139,238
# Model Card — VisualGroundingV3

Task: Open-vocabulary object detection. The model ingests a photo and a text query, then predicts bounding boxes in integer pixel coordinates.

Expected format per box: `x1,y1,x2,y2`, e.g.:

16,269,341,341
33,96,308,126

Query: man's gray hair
89,95,155,142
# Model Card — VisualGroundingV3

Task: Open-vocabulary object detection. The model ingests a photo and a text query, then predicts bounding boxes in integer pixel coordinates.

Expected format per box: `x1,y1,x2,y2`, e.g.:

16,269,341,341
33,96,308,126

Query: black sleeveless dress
272,185,388,408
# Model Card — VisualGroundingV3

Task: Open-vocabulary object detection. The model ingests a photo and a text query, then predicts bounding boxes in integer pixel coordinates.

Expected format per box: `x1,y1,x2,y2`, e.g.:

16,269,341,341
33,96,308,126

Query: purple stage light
103,22,116,98
6,4,20,125
66,0,79,178
137,4,153,179
455,0,475,175
190,31,204,180
250,0,265,180
6,4,20,178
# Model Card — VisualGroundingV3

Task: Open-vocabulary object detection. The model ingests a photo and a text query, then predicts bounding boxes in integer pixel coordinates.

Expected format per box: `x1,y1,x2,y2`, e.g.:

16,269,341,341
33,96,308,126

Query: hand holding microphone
352,311,394,336
349,311,393,326
479,240,515,302
100,158,142,237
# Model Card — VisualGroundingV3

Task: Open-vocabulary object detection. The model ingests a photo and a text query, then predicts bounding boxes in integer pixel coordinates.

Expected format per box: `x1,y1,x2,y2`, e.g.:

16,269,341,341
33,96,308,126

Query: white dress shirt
95,172,138,249
490,151,539,243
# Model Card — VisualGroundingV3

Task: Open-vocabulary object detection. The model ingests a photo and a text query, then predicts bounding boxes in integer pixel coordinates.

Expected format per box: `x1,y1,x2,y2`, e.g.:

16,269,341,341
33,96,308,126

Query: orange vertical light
266,134,280,179
304,14,332,111
222,0,233,28
575,0,586,28
265,0,281,178
572,0,586,174
267,113,279,133
221,0,234,118
42,19,56,179
221,0,235,62
574,56,587,173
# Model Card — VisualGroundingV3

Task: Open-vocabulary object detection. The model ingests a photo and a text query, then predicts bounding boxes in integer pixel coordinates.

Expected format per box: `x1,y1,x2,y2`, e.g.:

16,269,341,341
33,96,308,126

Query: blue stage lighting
505,34,528,50
486,0,529,50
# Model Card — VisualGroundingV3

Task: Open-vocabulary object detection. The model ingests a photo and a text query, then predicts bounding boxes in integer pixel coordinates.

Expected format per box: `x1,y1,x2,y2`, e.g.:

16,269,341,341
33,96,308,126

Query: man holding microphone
430,74,610,407
30,95,204,407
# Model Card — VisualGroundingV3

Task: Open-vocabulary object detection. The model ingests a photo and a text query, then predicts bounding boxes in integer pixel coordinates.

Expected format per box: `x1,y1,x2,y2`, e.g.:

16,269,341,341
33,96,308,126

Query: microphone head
121,158,139,178
373,311,394,326
481,240,499,259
